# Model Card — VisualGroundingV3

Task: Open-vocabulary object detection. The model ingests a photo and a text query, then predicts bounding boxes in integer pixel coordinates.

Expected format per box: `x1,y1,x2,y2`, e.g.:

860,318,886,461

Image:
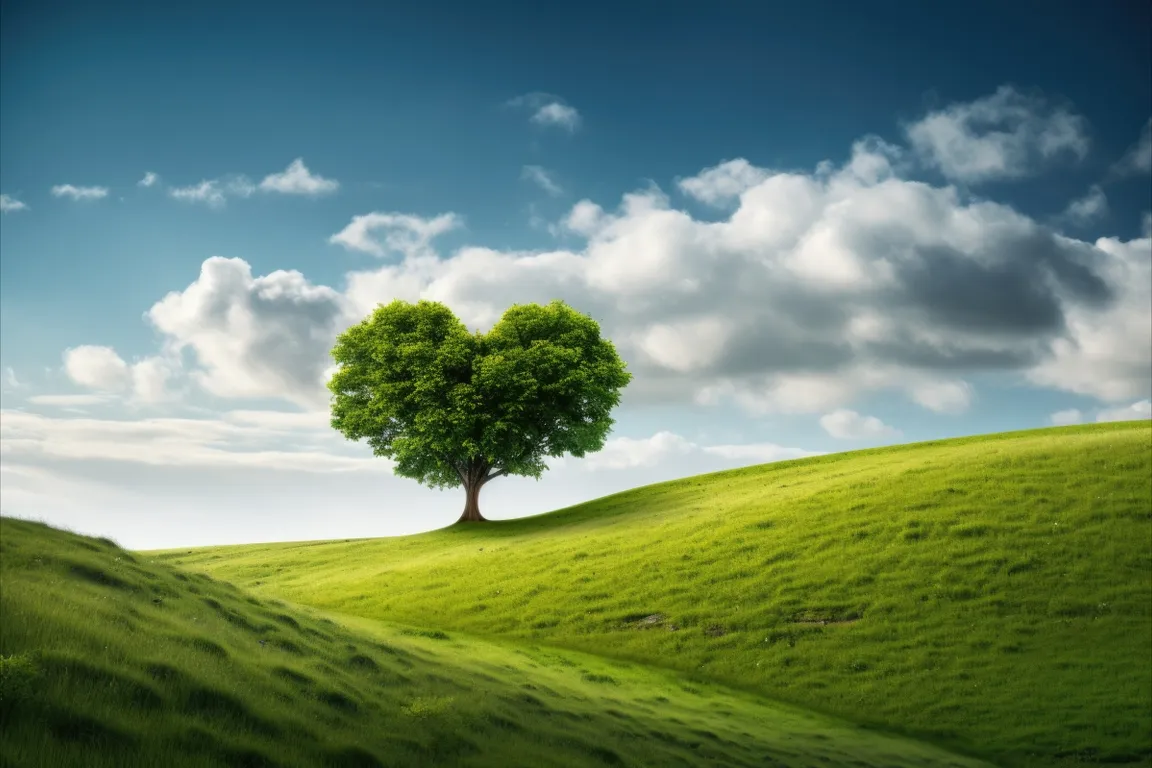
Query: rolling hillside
0,517,993,768
159,422,1152,768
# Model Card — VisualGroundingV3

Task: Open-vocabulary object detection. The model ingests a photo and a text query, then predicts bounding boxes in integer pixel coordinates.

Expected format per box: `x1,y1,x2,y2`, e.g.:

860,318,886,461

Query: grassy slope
0,518,993,768
161,422,1152,768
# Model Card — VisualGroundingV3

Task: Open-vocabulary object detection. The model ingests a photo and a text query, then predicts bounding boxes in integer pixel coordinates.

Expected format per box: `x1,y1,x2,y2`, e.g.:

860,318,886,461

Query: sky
1,0,1150,548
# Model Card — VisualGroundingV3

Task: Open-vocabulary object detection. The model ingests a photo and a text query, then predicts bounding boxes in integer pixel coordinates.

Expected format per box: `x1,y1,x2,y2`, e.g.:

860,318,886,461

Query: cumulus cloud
329,211,461,258
1050,408,1083,426
51,184,109,201
0,410,383,473
62,346,176,404
819,409,901,440
1113,119,1152,176
1095,399,1151,423
137,171,160,188
582,431,819,470
258,158,339,196
1060,185,1108,226
1027,230,1151,401
1,194,28,213
509,93,581,132
906,85,1089,183
168,176,255,208
54,125,1152,417
145,257,348,407
521,165,563,196
63,346,131,391
678,159,771,206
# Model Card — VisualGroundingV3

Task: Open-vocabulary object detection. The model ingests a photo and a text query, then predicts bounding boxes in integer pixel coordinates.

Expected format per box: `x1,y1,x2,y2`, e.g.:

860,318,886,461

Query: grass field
0,518,994,768
2,422,1149,767
153,422,1152,768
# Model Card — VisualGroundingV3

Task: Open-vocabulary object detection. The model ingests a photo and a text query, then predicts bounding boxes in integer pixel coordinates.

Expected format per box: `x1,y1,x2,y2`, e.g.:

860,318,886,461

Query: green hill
0,517,993,768
157,422,1152,768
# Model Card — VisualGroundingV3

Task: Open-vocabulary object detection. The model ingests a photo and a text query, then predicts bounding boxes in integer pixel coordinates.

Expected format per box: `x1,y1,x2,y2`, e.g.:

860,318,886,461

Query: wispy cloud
1050,408,1083,426
0,194,29,213
1111,118,1152,177
51,184,109,201
509,93,582,132
819,409,901,440
168,176,254,208
1059,185,1108,226
329,211,461,259
137,171,160,188
905,85,1088,183
259,158,339,195
27,394,117,407
521,165,563,196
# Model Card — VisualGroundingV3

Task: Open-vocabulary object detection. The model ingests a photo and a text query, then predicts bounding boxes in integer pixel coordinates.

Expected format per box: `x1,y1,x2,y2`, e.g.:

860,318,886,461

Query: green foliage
0,518,989,768
0,652,41,707
166,422,1152,768
328,300,631,491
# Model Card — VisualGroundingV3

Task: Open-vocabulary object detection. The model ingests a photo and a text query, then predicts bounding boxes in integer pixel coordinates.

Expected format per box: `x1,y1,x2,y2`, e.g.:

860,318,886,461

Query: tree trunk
457,480,486,523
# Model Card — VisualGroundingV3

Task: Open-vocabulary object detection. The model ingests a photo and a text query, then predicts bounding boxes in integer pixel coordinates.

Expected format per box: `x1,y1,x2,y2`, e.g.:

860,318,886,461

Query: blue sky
1,0,1150,547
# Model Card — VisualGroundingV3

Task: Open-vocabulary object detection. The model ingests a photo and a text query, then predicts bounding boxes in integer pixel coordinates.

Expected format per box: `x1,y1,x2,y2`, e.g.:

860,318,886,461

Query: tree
328,299,632,523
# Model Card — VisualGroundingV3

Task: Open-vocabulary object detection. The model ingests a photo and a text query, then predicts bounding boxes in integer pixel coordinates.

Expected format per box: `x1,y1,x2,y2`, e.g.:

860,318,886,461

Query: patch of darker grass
399,629,450,640
272,666,314,686
346,654,379,672
271,613,301,630
184,686,281,737
41,656,165,711
65,561,133,590
179,636,229,658
317,689,359,713
324,746,386,768
581,673,618,685
46,708,137,748
272,639,307,655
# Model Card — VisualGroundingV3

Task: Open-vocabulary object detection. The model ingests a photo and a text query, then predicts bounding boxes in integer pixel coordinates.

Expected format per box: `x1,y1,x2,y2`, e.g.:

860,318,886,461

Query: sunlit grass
160,422,1152,767
0,517,993,767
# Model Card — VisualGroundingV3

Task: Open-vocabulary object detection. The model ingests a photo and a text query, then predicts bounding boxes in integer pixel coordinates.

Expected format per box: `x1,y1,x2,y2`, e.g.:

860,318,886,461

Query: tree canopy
328,299,632,522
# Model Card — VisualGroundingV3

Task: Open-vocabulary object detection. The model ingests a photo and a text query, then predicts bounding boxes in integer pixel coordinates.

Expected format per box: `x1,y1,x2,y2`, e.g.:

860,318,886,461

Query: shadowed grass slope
161,422,1152,768
0,518,993,768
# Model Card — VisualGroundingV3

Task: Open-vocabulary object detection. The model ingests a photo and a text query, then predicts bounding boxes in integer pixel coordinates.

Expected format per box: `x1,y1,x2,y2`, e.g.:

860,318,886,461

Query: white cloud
27,394,116,407
3,368,21,388
905,85,1089,183
168,176,254,208
0,410,384,473
1113,119,1152,176
678,159,771,206
62,346,176,404
1027,231,1151,402
909,380,973,414
146,257,348,407
1095,399,1152,423
582,430,818,470
137,171,160,188
258,158,339,196
1,194,29,213
819,409,901,440
54,129,1152,418
532,103,580,131
329,211,461,258
1050,408,1084,426
63,346,130,392
51,184,109,201
509,93,581,132
521,165,563,196
1060,185,1108,226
